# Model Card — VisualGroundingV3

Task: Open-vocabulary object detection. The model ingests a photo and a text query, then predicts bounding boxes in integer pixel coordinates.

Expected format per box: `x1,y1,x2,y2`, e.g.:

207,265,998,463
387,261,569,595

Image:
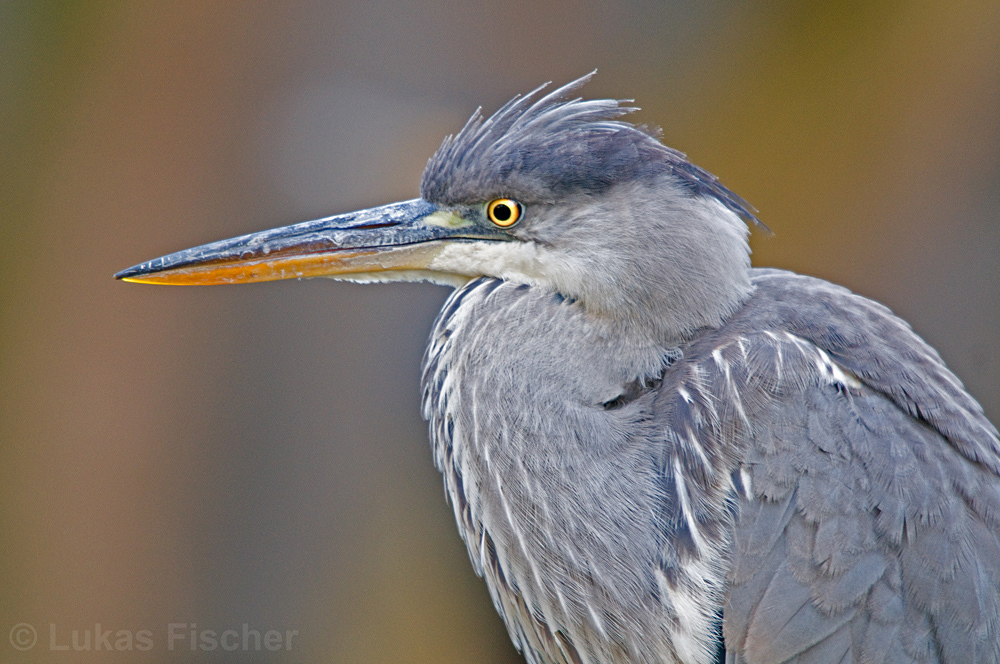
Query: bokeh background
2,2,998,662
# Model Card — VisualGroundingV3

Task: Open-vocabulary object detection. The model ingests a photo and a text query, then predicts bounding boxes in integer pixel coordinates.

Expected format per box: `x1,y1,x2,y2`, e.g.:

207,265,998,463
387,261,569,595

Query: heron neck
571,204,754,346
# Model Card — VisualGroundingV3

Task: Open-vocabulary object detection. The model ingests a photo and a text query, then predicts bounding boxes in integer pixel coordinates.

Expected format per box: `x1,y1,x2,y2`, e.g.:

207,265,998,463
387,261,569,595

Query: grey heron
116,74,1000,664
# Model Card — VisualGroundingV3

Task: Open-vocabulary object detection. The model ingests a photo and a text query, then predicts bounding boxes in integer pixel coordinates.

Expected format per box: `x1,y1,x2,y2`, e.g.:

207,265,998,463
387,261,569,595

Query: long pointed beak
115,199,501,286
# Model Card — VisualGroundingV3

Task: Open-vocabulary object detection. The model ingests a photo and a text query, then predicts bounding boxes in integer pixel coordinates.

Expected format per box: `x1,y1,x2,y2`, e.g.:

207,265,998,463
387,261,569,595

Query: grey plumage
117,74,1000,664
423,268,1000,664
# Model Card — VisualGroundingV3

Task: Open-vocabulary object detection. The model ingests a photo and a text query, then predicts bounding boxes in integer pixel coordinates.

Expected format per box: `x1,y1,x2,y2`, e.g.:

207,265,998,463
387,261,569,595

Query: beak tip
116,261,177,284
114,265,147,281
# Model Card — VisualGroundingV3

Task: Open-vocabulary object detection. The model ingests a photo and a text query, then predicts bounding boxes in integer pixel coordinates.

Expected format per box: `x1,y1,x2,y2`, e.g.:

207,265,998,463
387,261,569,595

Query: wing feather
717,270,1000,663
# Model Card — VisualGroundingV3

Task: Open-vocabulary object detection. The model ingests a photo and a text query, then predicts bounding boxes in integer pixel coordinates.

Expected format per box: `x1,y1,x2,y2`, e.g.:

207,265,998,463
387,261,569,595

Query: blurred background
2,1,998,662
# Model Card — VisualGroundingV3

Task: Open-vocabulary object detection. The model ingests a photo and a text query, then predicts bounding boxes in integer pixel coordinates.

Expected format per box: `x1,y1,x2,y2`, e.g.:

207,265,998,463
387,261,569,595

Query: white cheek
427,241,549,284
425,240,599,310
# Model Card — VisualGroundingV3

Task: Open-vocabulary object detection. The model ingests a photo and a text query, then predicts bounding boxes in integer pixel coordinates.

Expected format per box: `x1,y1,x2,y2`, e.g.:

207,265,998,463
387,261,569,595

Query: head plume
420,72,759,226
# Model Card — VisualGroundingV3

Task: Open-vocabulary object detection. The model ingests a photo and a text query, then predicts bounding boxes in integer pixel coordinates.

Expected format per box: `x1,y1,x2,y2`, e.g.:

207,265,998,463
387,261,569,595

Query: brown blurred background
2,2,998,662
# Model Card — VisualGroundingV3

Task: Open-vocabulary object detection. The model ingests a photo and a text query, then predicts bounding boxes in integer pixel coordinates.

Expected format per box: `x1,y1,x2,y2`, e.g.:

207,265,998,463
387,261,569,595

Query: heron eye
486,199,522,227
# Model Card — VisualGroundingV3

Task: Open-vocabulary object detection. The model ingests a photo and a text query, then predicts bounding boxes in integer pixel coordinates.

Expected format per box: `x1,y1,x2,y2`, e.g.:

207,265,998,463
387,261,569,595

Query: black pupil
493,203,512,222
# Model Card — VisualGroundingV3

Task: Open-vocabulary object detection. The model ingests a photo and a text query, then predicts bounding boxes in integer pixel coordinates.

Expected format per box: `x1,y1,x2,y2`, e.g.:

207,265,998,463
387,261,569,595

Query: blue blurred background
2,2,998,662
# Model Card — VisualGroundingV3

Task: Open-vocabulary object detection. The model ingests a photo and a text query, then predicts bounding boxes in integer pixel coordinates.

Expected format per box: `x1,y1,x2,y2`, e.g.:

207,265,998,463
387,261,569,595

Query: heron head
117,74,757,342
